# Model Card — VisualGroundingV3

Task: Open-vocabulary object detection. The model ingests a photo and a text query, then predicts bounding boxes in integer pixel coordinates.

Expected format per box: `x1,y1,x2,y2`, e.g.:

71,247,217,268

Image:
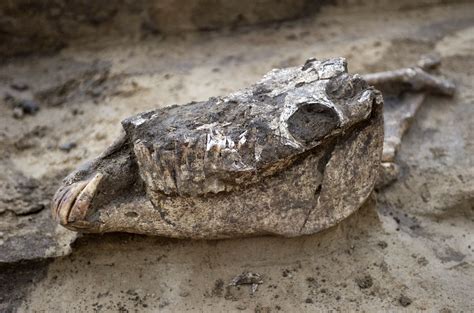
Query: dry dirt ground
0,1,473,312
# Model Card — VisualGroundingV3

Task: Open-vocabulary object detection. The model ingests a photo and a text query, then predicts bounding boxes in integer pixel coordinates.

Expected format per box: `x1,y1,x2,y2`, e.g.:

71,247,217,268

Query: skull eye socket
287,103,339,145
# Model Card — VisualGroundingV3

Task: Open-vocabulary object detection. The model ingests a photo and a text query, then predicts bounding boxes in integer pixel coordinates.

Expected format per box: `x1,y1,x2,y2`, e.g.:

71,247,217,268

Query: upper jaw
51,172,103,231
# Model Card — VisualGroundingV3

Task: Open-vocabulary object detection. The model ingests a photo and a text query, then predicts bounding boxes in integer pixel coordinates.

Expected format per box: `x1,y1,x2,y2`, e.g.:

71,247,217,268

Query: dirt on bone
287,103,340,144
50,58,383,238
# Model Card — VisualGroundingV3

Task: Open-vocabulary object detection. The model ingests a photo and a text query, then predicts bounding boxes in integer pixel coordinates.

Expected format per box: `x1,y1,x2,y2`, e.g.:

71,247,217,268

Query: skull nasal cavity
287,103,339,144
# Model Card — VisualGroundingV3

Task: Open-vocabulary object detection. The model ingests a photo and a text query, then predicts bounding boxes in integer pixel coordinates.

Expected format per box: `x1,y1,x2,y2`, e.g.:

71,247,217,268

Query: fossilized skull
52,58,383,238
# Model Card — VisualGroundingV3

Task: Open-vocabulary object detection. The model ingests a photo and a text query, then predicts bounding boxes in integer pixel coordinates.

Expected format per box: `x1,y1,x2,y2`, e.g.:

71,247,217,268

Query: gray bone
54,58,384,238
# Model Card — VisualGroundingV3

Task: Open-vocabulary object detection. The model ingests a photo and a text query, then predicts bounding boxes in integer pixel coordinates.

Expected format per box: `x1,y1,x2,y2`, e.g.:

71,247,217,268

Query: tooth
68,173,103,223
51,187,69,218
55,188,73,219
57,181,88,225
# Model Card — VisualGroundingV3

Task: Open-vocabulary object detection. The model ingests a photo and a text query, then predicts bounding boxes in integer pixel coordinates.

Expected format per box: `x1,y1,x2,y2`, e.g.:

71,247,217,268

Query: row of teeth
52,173,103,225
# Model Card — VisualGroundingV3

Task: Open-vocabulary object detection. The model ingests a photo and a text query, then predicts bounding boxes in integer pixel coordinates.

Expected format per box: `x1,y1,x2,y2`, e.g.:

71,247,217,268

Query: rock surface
0,0,322,57
0,160,78,263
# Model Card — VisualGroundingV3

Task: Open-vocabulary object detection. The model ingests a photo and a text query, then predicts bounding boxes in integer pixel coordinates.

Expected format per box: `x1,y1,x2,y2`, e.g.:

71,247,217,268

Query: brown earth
0,0,473,312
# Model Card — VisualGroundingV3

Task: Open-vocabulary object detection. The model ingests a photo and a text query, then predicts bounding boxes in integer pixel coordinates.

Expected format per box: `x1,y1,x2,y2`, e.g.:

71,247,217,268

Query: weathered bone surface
362,55,455,188
51,58,384,238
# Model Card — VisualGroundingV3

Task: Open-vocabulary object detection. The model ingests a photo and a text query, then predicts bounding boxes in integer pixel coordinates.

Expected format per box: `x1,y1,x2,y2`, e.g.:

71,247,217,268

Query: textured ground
0,1,473,312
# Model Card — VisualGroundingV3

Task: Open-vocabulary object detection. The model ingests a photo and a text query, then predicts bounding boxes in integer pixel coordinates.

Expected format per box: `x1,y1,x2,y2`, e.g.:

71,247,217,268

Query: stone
0,161,78,263
51,58,384,238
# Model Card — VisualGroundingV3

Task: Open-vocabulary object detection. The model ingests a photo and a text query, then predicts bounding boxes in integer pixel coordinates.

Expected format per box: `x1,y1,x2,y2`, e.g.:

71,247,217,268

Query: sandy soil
0,1,473,312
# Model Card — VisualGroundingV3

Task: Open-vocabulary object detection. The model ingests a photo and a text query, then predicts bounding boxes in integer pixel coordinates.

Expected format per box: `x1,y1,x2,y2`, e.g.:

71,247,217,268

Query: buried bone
52,57,385,238
361,55,455,188
51,57,454,237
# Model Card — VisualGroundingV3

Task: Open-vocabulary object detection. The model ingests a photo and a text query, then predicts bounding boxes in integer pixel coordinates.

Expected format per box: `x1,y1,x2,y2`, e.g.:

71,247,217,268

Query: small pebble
398,294,412,307
13,107,24,119
17,99,40,115
179,291,189,297
94,131,107,140
71,108,83,116
355,275,373,289
417,256,429,266
59,142,77,152
10,83,29,91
